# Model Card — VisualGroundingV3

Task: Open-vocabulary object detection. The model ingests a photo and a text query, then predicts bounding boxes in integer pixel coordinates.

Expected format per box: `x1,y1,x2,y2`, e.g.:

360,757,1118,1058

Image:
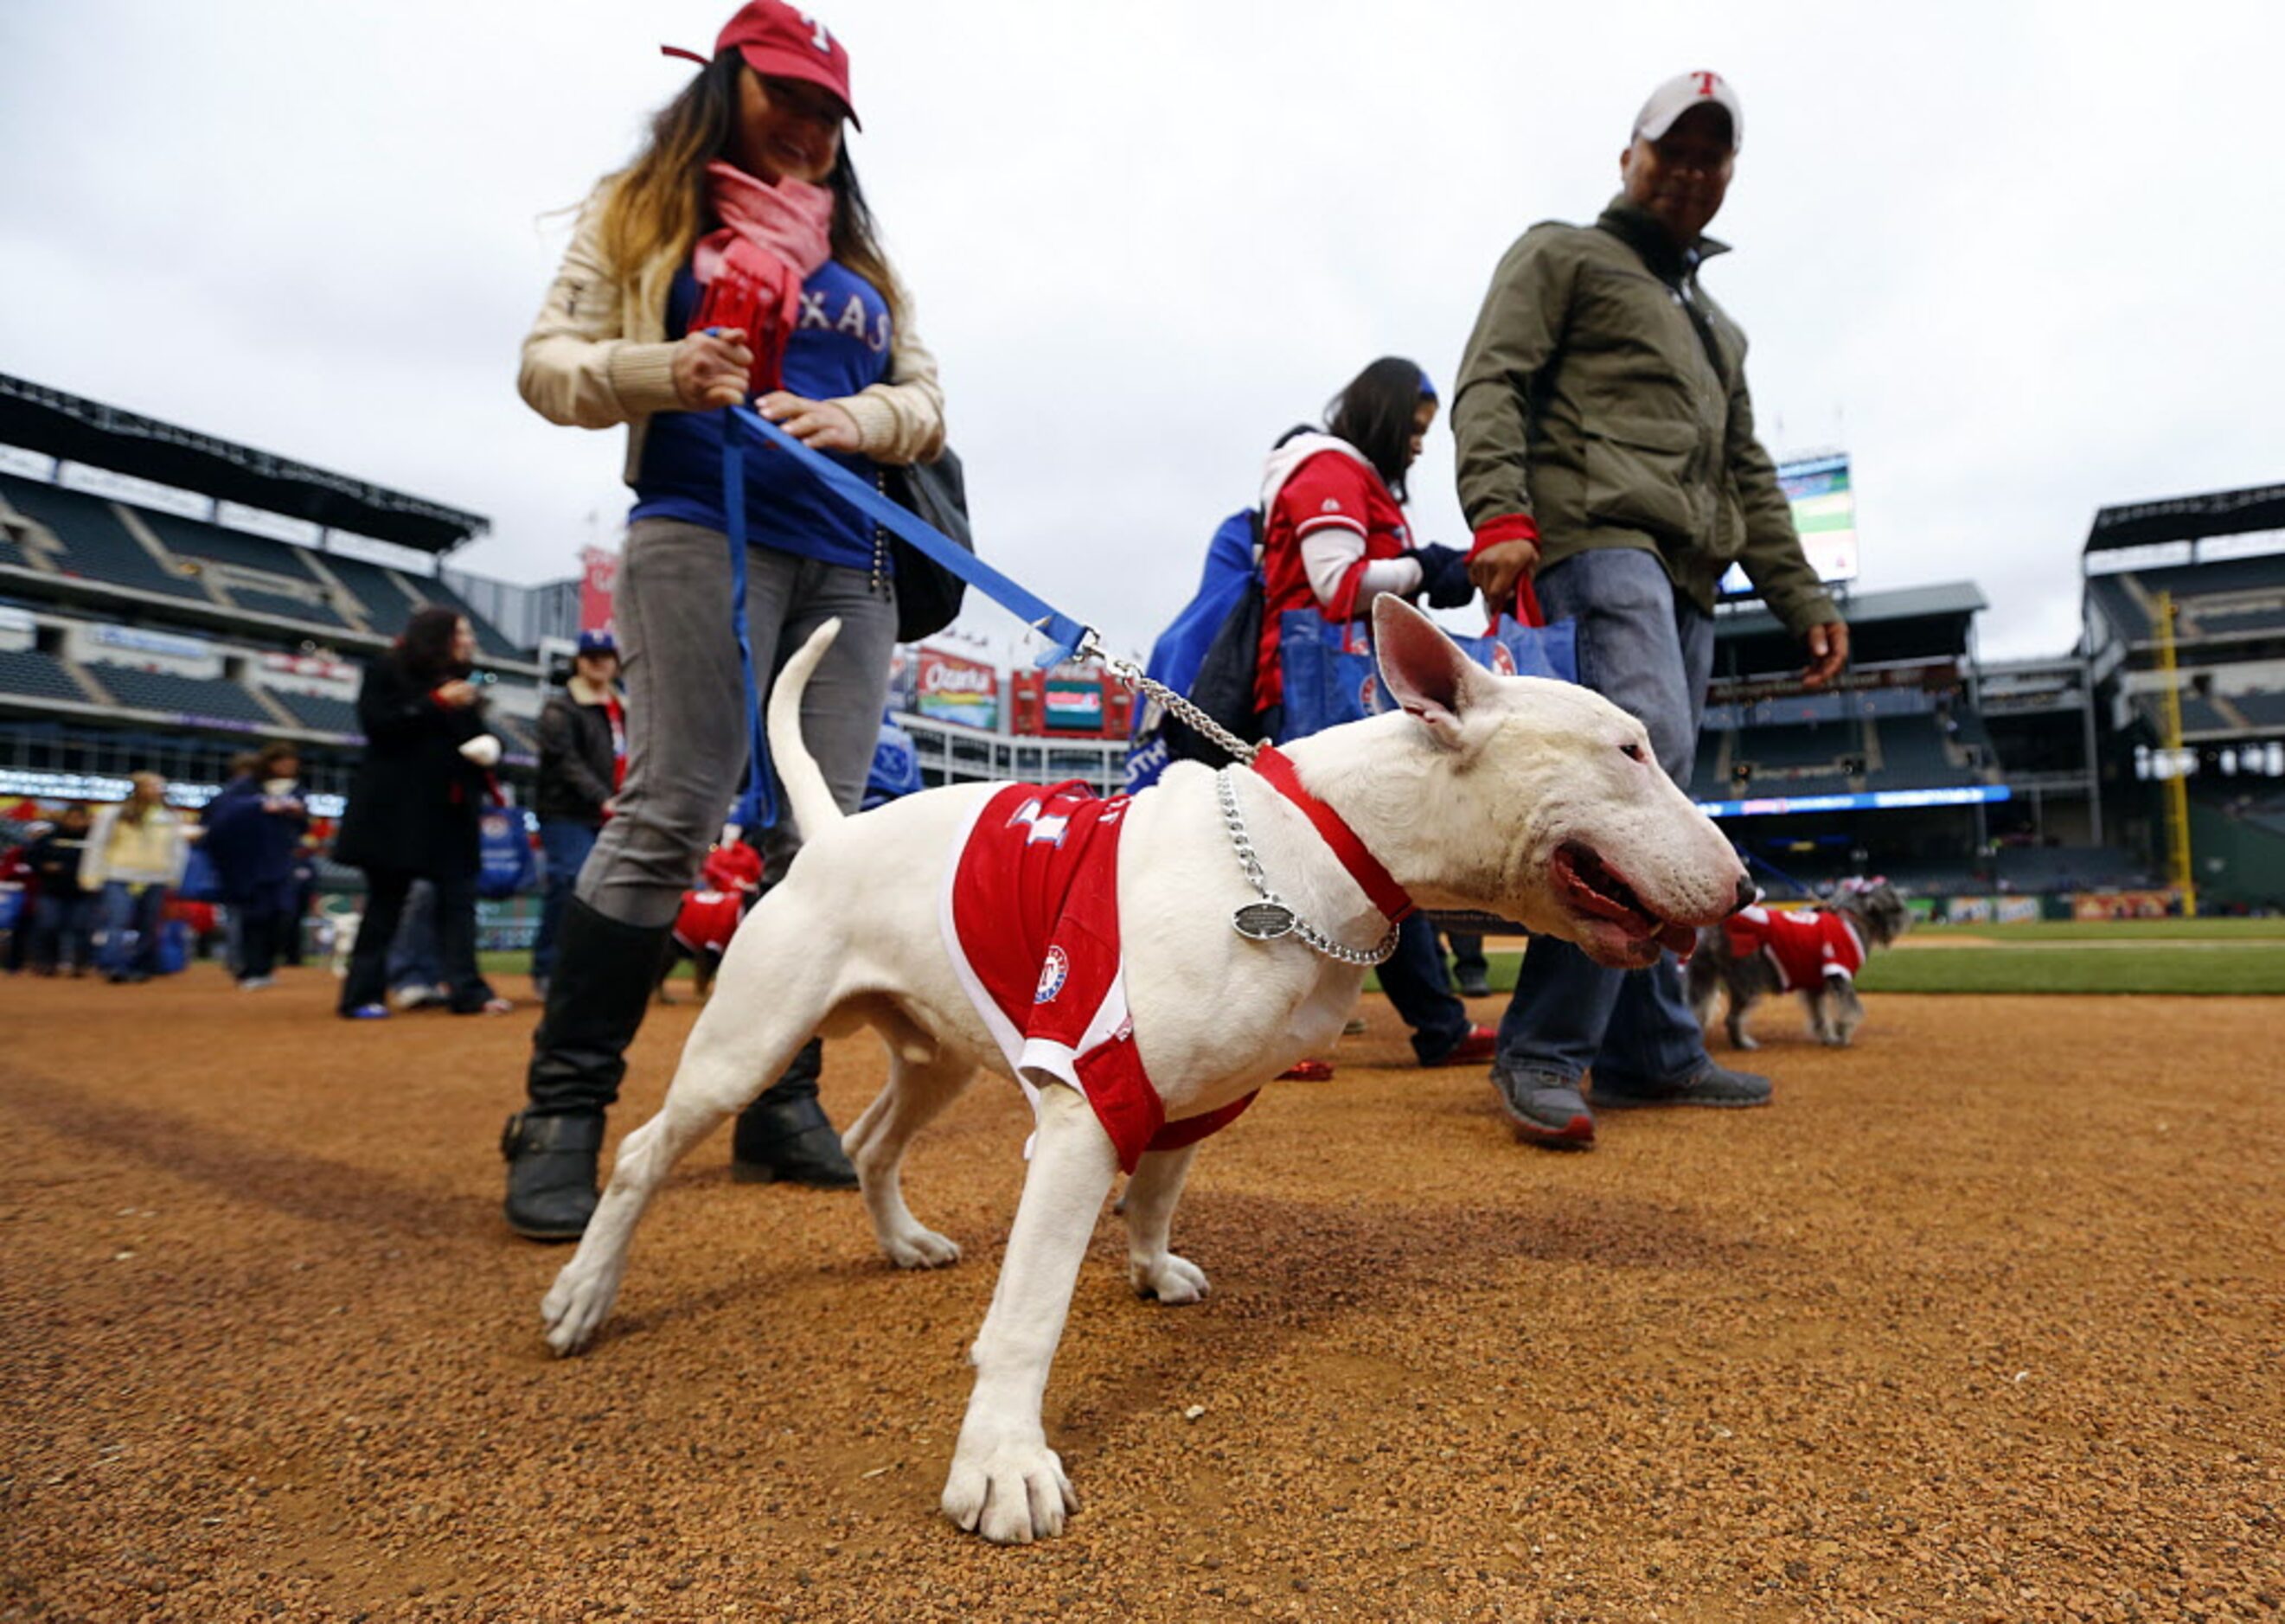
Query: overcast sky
2,0,2278,666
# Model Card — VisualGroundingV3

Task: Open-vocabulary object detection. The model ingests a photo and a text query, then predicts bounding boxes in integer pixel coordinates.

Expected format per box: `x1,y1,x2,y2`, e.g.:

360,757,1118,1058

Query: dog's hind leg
942,1083,1119,1544
541,930,839,1356
844,1046,974,1269
1121,1143,1207,1305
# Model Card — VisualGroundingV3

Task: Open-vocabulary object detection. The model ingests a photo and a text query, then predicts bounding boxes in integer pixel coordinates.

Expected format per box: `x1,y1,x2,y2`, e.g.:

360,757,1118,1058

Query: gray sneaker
1490,1064,1597,1150
1591,1061,1772,1110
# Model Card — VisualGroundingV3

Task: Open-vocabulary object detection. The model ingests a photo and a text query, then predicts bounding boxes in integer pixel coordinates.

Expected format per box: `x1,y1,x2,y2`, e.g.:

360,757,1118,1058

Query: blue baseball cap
576,630,618,657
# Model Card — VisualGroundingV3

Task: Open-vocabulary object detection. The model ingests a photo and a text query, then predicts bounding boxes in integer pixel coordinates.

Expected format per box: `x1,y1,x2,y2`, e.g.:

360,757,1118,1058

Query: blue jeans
532,819,600,981
30,892,97,971
1380,914,1475,1062
97,882,168,977
1497,548,1717,1089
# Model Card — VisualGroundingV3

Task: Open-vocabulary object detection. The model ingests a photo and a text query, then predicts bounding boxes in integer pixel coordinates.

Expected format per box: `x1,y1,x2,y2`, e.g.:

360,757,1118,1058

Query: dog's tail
766,618,845,836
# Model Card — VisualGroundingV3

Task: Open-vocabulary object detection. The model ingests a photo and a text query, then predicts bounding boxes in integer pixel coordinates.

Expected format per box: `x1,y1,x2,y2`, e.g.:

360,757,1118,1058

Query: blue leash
718,403,1099,831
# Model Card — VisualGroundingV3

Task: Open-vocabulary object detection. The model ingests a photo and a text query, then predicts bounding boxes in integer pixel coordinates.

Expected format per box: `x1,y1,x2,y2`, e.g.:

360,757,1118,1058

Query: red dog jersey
1723,905,1867,991
672,888,745,957
943,781,1256,1173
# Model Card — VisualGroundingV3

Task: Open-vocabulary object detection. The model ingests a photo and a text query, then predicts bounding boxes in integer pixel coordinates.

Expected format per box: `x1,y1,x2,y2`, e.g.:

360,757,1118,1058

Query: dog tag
1232,902,1296,942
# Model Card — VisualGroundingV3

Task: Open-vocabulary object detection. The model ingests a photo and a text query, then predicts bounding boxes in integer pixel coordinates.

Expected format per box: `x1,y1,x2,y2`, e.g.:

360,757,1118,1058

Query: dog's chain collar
1215,768,1401,967
1103,655,1260,765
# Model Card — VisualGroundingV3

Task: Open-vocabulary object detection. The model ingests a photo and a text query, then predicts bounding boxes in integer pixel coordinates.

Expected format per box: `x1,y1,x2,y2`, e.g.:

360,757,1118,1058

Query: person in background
1446,929,1491,1000
84,772,189,984
333,607,513,1019
530,630,625,998
201,742,310,990
278,835,320,969
1452,72,1847,1149
387,879,450,1011
25,803,98,976
502,0,946,1238
1252,358,1496,1077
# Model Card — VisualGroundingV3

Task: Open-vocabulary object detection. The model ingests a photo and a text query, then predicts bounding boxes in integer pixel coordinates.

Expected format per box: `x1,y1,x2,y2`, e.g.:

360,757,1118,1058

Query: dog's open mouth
1552,841,1699,962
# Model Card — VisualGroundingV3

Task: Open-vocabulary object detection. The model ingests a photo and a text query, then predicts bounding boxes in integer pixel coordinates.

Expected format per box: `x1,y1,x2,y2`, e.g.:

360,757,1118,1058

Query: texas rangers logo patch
1035,944,1071,1004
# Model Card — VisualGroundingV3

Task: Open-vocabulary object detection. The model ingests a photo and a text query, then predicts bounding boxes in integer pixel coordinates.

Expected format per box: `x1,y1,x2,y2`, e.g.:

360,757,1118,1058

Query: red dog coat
943,781,1256,1173
1723,904,1867,991
672,888,745,958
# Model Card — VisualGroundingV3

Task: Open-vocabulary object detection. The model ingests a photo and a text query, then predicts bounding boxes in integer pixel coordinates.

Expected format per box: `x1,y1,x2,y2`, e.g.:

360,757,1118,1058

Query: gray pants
576,516,899,929
1496,547,1719,1086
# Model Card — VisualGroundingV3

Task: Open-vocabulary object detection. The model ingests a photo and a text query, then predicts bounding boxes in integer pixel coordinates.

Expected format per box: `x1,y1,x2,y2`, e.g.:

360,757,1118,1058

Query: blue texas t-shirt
631,258,893,569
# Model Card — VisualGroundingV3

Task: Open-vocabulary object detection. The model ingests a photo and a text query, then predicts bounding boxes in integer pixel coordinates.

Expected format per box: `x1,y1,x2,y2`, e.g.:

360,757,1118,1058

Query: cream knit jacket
518,189,946,481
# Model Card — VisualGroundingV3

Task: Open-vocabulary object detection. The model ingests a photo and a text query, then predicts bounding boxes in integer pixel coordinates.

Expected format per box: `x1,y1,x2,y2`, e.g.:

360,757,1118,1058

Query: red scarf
689,160,835,400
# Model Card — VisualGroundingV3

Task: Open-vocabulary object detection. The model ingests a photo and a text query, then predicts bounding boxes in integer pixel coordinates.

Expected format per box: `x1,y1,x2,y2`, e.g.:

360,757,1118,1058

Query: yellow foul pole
2154,591,2198,917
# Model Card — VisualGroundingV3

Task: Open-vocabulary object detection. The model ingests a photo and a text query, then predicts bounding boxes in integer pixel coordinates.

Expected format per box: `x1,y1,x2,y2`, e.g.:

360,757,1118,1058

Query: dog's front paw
941,1434,1078,1544
880,1224,962,1270
541,1262,620,1357
1128,1251,1209,1306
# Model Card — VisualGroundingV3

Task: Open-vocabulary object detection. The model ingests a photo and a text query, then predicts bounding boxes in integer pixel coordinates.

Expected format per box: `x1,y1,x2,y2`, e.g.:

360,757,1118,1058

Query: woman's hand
672,328,755,411
757,392,862,452
432,679,480,710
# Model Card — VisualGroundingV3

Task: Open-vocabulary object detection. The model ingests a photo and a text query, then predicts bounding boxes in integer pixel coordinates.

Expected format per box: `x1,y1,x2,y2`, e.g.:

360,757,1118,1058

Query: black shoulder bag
878,449,974,644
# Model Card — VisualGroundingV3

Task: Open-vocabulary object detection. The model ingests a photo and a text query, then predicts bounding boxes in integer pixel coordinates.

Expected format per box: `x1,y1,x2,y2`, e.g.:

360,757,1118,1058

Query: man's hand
1801,620,1849,690
672,328,754,411
758,392,862,451
1468,539,1541,614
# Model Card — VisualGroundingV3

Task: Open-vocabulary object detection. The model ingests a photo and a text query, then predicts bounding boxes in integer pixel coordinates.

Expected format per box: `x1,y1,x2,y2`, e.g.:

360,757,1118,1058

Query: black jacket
25,828,93,897
334,656,492,877
534,687,619,827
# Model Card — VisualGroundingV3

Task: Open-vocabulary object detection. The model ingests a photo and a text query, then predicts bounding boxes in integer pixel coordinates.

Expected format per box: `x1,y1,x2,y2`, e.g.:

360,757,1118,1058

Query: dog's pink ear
1373,596,1481,751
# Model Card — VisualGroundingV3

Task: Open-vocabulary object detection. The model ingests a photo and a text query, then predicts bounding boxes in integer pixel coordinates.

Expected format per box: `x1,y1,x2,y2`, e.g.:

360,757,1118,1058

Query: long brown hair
596,52,904,329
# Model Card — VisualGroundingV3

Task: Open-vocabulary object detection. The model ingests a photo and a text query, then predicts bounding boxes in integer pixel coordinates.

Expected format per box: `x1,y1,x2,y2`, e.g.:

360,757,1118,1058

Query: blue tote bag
1275,610,1578,743
477,808,538,900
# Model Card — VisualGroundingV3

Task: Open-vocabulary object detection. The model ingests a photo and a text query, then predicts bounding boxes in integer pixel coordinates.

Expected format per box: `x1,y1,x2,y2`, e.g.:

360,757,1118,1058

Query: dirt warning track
3,969,2280,1621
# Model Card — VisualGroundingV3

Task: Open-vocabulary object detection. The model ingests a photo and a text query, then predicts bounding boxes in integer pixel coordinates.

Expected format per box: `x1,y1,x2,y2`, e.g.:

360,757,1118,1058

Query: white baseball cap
1633,70,1744,150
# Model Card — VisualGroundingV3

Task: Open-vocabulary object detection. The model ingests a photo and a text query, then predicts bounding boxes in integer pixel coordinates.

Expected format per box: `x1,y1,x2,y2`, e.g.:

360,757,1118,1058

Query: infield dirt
3,970,2279,1621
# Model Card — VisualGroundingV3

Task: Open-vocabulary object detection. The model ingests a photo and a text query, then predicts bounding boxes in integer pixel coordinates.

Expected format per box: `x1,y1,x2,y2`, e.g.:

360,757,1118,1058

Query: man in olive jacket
1453,71,1849,1150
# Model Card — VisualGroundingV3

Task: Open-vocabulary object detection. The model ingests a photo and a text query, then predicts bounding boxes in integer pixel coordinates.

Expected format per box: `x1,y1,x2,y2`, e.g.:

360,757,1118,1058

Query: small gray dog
1687,882,1909,1050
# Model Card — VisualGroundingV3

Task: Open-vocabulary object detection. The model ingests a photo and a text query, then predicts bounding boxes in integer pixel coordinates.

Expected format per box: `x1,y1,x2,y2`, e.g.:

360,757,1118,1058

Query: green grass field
1378,917,2285,998
484,918,2285,998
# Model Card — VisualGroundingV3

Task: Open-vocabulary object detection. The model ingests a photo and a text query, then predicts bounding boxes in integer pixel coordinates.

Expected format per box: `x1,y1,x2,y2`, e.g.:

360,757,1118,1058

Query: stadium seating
0,528,29,572
1874,716,1962,787
313,553,422,636
138,510,327,580
414,576,523,663
1993,845,2147,892
224,585,350,629
265,690,362,735
0,474,208,600
86,664,277,726
2086,557,2285,644
2231,688,2285,728
0,647,91,705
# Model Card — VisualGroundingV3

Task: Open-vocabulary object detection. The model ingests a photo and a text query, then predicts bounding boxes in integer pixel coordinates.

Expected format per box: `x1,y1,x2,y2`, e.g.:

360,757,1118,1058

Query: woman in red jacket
1255,358,1493,1073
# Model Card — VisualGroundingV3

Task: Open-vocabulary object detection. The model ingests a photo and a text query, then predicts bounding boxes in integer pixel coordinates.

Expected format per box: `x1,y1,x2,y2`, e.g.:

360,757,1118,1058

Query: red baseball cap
714,1,858,128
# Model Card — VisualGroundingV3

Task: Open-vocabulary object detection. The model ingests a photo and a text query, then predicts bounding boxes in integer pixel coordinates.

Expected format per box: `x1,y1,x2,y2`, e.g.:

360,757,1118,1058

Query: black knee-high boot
502,898,673,1240
730,1037,858,1188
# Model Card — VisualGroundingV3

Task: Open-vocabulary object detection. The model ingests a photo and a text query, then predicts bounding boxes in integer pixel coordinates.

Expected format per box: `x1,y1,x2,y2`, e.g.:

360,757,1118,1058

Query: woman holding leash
502,0,946,1239
1255,359,1495,1075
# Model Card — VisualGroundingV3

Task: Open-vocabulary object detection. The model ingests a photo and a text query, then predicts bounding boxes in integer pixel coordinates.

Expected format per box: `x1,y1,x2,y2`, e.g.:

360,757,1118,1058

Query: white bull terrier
538,596,1750,1544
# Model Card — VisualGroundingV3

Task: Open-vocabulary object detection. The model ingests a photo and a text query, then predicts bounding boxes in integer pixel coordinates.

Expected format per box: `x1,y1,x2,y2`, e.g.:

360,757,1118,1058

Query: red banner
579,547,619,635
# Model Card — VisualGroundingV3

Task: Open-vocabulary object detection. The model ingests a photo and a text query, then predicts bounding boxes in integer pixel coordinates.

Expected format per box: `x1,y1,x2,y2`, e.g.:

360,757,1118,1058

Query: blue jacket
200,775,310,900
